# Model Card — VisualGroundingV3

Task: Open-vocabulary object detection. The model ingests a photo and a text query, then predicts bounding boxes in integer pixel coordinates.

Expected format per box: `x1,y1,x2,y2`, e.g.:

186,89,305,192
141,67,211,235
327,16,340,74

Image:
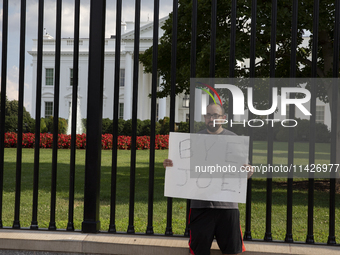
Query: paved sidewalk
0,229,339,255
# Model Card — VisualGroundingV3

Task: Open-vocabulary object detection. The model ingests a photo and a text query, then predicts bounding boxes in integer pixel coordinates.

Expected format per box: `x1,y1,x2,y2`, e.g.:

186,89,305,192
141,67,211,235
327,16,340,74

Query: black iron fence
0,0,339,247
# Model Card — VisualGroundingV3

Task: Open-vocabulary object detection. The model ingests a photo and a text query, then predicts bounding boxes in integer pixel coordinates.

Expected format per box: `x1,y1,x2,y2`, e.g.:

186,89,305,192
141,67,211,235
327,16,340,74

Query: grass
1,141,339,244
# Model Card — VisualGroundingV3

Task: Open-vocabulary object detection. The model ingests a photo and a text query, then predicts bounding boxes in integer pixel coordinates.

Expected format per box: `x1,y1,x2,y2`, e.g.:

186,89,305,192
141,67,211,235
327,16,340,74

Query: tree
0,96,35,132
140,0,340,164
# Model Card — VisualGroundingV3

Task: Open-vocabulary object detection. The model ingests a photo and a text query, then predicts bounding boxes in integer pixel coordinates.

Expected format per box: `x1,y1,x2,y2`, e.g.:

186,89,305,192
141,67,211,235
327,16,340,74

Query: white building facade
28,17,189,123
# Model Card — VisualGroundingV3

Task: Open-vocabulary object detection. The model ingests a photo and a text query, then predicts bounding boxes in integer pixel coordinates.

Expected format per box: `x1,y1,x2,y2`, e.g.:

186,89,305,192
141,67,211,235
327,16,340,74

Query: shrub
5,115,18,132
40,118,48,133
276,127,298,142
315,122,331,143
296,118,310,142
193,121,206,133
159,117,170,135
58,118,68,134
102,118,112,134
177,121,189,133
121,119,143,136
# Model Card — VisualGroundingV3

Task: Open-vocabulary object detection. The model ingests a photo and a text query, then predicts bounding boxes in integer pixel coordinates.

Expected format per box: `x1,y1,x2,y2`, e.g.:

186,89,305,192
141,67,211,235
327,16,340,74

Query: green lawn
1,141,339,244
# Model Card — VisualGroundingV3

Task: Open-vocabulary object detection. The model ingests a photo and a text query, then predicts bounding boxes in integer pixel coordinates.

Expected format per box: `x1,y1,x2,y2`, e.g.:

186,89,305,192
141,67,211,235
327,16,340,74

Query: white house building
28,16,190,123
28,19,330,130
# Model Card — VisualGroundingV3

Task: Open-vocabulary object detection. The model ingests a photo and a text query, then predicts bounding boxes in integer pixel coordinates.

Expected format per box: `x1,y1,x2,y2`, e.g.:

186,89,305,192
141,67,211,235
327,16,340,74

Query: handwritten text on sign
164,132,249,203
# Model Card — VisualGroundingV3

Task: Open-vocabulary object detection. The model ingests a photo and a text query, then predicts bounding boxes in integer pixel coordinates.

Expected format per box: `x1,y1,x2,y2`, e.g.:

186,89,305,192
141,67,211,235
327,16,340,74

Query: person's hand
242,164,254,179
163,159,173,168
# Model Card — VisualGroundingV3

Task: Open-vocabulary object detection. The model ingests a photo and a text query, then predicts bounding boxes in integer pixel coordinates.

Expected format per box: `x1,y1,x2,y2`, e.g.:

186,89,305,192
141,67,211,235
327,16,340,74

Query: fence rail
0,0,339,248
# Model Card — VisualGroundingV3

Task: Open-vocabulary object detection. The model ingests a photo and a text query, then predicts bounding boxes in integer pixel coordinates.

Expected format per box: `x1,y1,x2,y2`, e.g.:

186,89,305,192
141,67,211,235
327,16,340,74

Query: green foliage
140,119,152,135
193,121,207,133
40,118,48,133
231,123,248,137
314,123,331,143
224,118,330,143
102,118,112,134
120,119,143,136
140,0,339,126
78,116,332,143
295,118,331,143
139,119,162,136
45,117,53,133
5,116,18,132
276,127,298,142
81,118,87,133
158,117,170,135
177,121,189,133
117,119,125,135
2,99,35,133
40,117,67,134
58,118,68,134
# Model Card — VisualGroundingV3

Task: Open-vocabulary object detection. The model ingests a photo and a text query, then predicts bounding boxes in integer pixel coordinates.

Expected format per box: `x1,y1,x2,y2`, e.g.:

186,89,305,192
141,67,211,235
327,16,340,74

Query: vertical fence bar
327,86,338,245
82,0,106,233
186,0,198,237
67,0,81,231
228,0,237,126
0,0,8,229
127,0,141,234
209,0,217,79
265,0,277,242
229,0,236,78
190,0,197,80
31,0,44,230
306,0,319,244
327,0,340,245
109,0,122,233
285,0,298,243
146,0,160,235
13,0,26,229
49,0,62,231
244,0,257,241
166,0,178,236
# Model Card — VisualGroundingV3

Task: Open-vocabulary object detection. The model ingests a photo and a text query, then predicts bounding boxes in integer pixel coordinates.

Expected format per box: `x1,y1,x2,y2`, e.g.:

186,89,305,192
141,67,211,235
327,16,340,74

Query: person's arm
163,159,173,168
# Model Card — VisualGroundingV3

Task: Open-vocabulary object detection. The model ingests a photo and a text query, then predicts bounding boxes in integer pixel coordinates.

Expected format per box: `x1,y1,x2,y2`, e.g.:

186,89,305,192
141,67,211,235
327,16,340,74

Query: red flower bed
3,132,168,150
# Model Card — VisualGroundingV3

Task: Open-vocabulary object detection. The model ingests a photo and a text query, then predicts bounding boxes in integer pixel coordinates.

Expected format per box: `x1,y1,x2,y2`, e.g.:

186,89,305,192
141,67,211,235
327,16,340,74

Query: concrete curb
0,230,339,255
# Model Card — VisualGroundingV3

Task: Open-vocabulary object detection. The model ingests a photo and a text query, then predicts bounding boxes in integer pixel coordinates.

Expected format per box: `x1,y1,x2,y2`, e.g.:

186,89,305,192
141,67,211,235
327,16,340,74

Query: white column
124,52,132,120
142,69,149,120
159,97,167,120
195,89,202,121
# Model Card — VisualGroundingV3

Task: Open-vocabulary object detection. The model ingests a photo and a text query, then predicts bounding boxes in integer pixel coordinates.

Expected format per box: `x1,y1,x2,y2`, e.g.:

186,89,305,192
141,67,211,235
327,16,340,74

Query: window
45,102,53,118
45,68,54,86
120,69,125,87
182,95,190,108
70,69,73,86
316,105,325,124
119,103,124,119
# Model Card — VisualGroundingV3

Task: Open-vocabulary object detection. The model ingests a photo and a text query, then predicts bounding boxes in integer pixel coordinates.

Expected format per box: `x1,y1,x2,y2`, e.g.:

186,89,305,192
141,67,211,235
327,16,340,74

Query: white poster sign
164,132,249,203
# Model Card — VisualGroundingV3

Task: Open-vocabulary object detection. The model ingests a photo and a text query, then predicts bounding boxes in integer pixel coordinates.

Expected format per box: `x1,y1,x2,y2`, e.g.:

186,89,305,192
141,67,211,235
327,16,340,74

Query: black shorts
189,208,245,255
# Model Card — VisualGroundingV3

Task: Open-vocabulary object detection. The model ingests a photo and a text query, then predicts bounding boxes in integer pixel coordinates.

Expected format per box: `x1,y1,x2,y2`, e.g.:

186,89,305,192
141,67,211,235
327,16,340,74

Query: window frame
45,101,53,118
315,105,325,124
120,69,125,87
70,68,73,86
45,68,54,86
119,103,124,119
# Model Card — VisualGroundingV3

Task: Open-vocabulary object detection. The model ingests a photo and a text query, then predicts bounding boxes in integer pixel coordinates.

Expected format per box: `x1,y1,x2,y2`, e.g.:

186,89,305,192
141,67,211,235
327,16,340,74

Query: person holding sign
163,103,253,255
